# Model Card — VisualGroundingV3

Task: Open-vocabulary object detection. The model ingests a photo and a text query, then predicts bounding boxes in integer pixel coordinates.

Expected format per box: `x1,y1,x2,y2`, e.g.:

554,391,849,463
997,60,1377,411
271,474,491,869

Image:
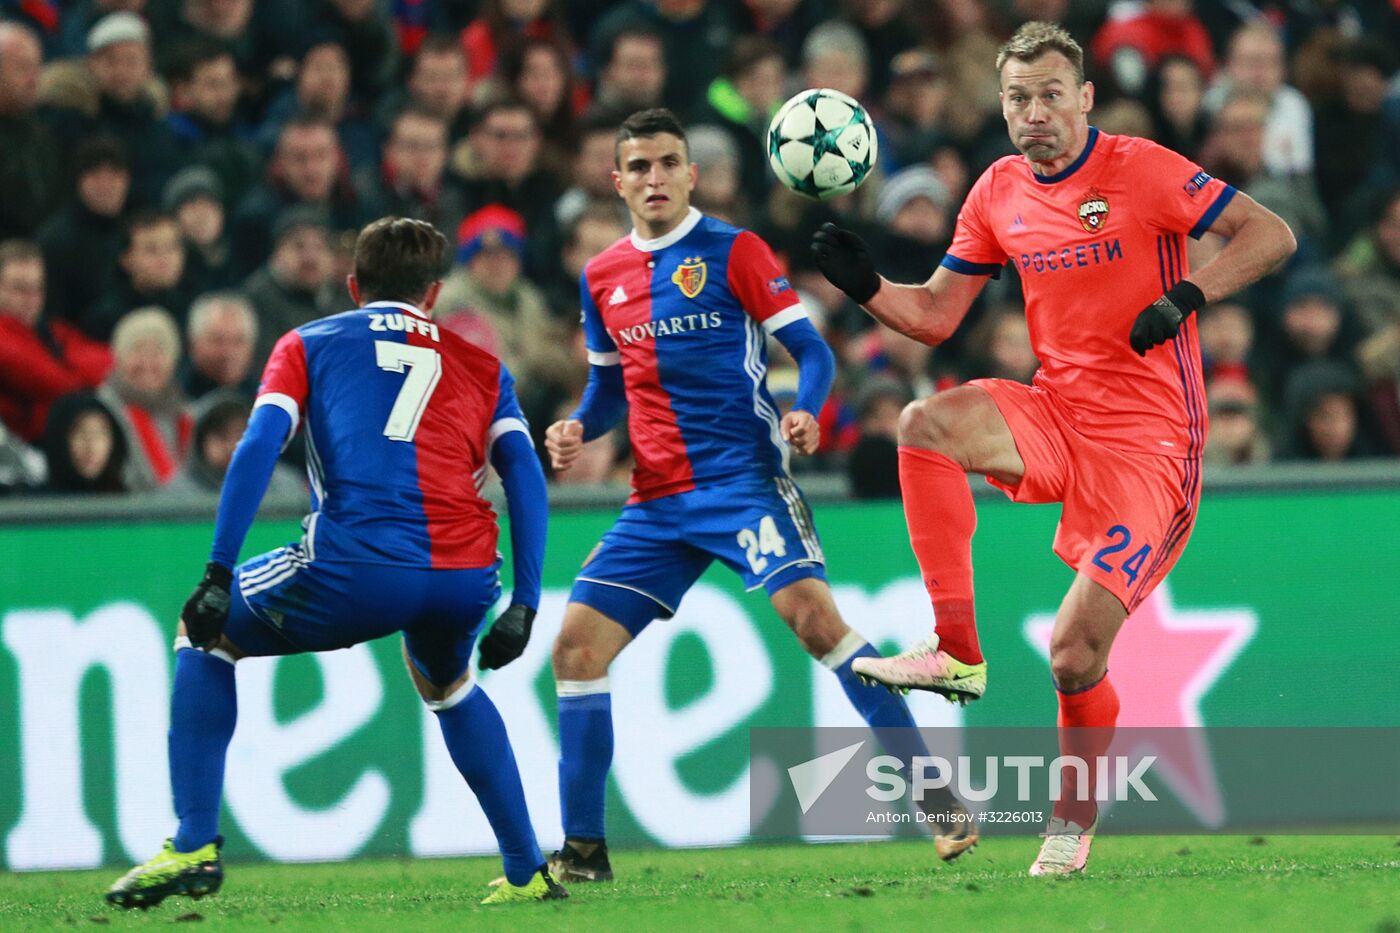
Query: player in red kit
812,22,1295,876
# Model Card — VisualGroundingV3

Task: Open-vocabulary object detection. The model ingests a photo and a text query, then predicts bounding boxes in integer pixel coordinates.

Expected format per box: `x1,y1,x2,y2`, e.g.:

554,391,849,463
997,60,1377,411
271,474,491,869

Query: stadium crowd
0,0,1397,500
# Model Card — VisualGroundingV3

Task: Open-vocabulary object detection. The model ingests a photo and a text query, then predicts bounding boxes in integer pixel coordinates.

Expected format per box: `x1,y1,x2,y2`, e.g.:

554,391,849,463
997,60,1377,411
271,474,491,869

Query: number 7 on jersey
375,340,442,442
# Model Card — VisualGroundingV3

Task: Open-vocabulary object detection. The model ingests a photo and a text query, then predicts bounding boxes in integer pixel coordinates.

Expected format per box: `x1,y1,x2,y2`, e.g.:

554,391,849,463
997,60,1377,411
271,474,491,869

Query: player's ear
420,280,443,313
1081,80,1094,114
687,161,698,192
612,169,622,197
346,274,361,307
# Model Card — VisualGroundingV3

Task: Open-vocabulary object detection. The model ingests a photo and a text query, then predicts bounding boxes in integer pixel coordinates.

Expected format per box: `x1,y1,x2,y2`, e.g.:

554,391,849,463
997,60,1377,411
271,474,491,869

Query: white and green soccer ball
767,88,878,200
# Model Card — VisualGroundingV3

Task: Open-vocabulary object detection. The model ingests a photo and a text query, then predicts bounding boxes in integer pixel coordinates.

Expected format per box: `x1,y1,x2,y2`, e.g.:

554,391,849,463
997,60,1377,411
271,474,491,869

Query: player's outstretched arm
189,403,292,648
812,223,986,346
480,428,547,671
1130,193,1296,355
771,317,835,456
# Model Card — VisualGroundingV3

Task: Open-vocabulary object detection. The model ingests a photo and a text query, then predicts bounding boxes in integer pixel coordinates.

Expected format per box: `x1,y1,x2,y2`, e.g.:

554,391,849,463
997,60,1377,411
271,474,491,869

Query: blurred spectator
0,22,65,239
1313,39,1396,244
89,211,196,340
846,376,910,499
1259,267,1362,410
39,11,179,207
0,240,113,442
500,35,580,176
1146,54,1209,161
843,0,918,100
593,0,741,118
165,166,237,292
259,37,380,171
436,204,573,423
242,206,342,370
585,24,665,122
36,135,129,331
179,291,258,400
549,204,627,321
1094,98,1155,139
699,35,785,205
554,116,626,230
881,48,951,170
1276,360,1378,461
313,0,400,101
163,390,303,497
454,98,563,283
1203,375,1270,467
461,0,571,87
873,166,952,284
1336,192,1400,339
399,34,473,145
361,106,465,235
688,124,746,226
231,115,377,275
1090,0,1215,98
1197,302,1254,383
963,303,1037,384
1200,90,1325,247
163,40,262,210
146,0,297,84
801,20,868,101
736,0,831,66
1203,22,1313,176
41,391,127,494
97,306,191,491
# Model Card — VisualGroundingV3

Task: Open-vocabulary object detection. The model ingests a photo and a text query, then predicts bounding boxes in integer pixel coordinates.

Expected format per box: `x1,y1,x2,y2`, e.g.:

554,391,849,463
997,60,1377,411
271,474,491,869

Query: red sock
1054,675,1120,826
897,446,982,664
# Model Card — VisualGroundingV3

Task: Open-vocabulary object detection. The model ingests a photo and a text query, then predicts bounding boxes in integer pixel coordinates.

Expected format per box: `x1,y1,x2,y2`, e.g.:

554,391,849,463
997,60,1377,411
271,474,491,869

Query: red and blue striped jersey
581,209,807,502
253,300,529,568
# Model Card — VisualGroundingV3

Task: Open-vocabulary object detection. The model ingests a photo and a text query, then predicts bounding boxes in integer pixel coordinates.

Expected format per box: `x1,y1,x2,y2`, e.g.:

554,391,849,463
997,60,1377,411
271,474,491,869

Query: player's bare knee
1050,642,1105,690
552,632,607,681
898,397,965,462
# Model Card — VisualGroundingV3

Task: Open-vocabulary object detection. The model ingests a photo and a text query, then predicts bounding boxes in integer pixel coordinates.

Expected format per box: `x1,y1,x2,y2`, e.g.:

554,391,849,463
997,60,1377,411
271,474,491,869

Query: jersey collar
630,207,702,252
1027,126,1099,185
364,299,430,320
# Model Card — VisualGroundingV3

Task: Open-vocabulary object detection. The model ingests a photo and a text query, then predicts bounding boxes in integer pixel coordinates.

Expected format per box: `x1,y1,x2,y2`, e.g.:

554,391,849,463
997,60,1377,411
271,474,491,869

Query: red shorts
969,378,1202,612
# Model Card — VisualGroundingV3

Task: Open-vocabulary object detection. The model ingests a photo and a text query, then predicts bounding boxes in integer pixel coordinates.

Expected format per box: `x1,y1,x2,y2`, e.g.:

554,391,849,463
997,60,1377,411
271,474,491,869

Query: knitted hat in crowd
875,166,950,225
87,12,149,53
456,204,527,263
162,166,225,213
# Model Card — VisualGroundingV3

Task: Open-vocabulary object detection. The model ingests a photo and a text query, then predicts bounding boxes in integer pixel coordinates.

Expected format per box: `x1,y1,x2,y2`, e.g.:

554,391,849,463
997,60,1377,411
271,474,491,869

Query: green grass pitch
2,835,1397,932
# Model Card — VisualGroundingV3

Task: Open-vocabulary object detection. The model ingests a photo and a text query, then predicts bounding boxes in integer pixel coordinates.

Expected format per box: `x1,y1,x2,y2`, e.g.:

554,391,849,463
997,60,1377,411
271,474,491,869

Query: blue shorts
225,542,501,687
571,475,826,636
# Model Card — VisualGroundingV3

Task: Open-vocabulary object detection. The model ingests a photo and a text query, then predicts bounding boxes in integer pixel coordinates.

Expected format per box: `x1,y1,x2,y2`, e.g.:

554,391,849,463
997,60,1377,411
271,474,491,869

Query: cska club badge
672,257,707,298
1077,188,1109,233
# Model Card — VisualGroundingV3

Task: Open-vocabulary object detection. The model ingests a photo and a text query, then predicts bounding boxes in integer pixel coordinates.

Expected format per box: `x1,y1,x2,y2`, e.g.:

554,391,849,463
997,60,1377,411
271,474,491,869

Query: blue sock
435,685,544,887
557,680,612,841
828,639,931,765
170,648,237,853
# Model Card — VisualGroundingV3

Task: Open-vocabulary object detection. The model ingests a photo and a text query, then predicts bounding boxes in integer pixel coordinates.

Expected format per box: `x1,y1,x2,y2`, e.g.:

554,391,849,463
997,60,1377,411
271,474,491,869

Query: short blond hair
996,21,1085,85
111,306,181,363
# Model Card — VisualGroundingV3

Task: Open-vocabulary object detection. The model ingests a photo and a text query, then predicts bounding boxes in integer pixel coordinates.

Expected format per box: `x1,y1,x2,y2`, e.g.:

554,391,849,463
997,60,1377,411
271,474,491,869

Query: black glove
1130,280,1205,356
182,562,232,650
478,604,536,671
811,222,881,304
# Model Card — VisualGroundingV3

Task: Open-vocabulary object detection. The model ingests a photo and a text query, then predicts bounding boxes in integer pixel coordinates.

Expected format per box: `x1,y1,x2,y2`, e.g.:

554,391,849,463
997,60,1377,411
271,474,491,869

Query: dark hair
121,211,178,251
353,217,448,303
476,95,538,129
415,34,465,62
73,135,130,176
43,393,127,494
724,36,783,80
0,239,42,277
164,39,235,86
615,107,686,166
604,24,663,69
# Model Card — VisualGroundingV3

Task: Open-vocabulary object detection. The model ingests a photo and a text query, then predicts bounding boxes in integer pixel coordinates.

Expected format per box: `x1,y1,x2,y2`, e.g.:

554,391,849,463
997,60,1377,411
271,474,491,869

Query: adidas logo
1009,214,1026,231
609,285,628,305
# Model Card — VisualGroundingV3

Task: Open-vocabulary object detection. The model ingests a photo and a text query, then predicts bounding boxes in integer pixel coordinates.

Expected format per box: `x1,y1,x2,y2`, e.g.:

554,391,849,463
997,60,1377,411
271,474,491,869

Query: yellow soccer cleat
105,837,223,910
481,867,569,905
853,635,987,705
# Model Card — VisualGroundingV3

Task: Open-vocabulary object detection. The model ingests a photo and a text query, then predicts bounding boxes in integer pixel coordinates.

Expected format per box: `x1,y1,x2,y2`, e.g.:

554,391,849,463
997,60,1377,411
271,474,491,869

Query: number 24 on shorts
1091,525,1152,585
737,516,788,574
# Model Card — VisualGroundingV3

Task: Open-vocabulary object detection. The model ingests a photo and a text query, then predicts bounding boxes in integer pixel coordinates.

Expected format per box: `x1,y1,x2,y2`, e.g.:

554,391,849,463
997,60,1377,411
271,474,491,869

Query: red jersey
944,128,1236,458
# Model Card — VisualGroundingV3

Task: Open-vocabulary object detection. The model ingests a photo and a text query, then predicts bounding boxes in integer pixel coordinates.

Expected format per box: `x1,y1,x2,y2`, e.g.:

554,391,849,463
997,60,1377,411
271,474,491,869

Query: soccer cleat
105,837,223,909
852,635,987,704
481,867,569,905
547,838,614,882
930,800,981,862
1028,814,1099,876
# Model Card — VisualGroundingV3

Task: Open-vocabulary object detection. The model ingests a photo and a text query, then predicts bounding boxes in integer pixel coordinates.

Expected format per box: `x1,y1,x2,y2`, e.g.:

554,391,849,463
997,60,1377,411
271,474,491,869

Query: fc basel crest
1077,188,1109,233
671,256,707,298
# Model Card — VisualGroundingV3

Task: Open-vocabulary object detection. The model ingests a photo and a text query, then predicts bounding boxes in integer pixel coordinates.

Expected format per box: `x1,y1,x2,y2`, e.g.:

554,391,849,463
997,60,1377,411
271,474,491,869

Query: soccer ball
767,88,878,200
